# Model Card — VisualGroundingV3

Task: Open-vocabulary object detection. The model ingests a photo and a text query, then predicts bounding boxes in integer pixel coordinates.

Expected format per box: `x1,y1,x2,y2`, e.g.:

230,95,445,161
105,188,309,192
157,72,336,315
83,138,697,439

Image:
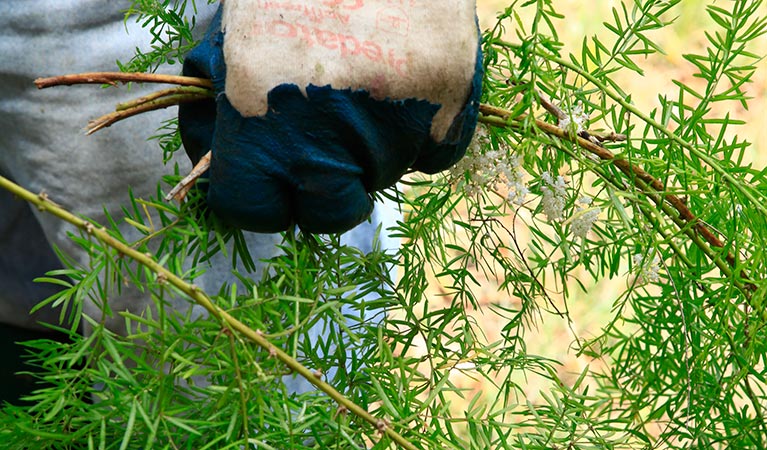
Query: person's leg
0,176,64,330
0,175,72,405
0,323,73,406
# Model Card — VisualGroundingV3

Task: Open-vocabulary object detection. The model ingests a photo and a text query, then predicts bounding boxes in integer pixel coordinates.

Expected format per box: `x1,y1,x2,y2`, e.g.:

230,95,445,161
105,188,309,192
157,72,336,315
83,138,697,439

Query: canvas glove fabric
179,1,483,234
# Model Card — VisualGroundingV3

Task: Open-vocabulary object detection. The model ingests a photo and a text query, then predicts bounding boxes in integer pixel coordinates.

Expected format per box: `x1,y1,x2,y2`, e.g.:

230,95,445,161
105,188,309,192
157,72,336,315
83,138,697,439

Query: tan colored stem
35,72,213,89
86,93,209,135
116,86,212,111
166,151,212,202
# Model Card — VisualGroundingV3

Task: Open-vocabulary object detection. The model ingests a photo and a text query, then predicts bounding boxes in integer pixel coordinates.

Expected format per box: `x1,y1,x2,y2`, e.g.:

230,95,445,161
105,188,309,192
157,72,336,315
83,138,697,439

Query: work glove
179,1,483,234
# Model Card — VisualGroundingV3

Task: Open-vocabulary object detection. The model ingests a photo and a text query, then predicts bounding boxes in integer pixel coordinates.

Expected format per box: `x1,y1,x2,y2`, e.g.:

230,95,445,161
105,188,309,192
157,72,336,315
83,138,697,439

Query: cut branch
35,72,213,89
86,92,210,135
166,151,212,202
116,86,212,111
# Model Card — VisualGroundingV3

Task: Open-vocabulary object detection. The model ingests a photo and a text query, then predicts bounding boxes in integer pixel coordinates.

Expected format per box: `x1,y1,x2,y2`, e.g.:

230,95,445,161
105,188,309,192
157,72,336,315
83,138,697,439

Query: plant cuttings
36,68,758,297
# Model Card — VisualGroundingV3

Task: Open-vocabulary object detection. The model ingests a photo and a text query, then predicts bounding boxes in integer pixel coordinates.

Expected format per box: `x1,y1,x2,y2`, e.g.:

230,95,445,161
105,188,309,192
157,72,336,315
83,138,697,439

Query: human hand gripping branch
33,76,754,300
16,1,763,446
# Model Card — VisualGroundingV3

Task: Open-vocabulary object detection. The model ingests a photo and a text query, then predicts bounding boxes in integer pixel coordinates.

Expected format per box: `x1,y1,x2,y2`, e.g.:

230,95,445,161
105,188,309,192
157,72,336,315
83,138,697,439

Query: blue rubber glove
179,5,483,234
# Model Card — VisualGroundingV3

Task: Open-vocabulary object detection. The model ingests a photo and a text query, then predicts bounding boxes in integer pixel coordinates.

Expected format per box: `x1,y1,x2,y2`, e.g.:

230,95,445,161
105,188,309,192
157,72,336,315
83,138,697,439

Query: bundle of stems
34,70,756,297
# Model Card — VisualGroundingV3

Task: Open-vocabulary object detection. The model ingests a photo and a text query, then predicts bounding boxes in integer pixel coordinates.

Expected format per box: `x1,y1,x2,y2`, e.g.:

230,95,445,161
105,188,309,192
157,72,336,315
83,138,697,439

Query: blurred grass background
410,0,767,419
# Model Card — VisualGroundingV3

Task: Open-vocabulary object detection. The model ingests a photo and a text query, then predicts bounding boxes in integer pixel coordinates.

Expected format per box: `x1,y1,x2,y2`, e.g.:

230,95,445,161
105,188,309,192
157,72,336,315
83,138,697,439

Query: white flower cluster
633,253,661,284
571,196,601,239
451,129,529,205
540,171,567,220
504,153,529,206
452,129,604,239
558,101,589,134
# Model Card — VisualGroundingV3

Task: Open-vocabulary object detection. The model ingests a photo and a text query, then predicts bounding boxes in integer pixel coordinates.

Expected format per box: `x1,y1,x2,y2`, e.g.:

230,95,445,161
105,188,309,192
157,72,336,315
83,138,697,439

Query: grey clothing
0,1,396,339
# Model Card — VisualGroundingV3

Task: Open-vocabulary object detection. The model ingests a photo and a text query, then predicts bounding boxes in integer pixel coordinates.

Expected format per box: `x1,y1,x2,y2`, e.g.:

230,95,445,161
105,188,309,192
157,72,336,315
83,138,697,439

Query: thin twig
86,92,210,135
527,84,629,144
478,104,756,293
589,131,628,143
0,174,418,450
536,92,567,120
538,94,627,143
116,86,212,111
166,151,212,202
493,39,767,220
35,72,213,89
36,74,212,203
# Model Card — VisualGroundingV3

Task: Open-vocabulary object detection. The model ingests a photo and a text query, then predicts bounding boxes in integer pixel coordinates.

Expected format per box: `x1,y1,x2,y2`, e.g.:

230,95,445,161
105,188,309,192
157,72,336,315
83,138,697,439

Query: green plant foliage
1,0,766,449
118,0,216,73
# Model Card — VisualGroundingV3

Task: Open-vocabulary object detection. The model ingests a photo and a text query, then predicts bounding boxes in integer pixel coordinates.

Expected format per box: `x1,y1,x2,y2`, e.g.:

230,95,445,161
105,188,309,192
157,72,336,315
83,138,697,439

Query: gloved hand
179,1,483,234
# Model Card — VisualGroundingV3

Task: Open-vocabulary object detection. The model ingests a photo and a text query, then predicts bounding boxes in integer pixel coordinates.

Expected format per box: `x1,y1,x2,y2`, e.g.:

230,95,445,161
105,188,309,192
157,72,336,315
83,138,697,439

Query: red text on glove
254,20,410,77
